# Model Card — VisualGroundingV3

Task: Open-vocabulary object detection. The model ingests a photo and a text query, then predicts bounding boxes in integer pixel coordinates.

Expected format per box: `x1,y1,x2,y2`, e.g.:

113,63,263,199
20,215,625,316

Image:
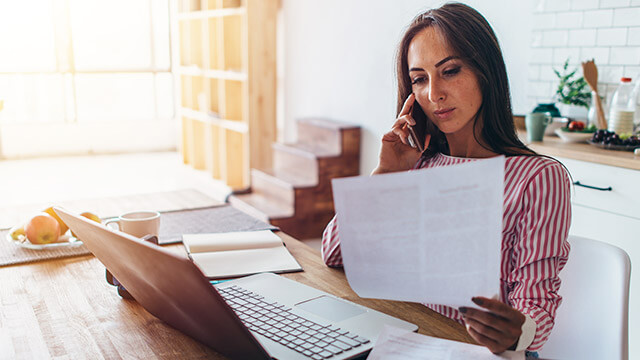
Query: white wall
528,0,640,110
281,0,533,174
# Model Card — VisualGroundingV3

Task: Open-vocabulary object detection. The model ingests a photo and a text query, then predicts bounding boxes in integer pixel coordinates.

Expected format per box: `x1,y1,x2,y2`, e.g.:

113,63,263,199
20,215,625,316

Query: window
0,0,175,158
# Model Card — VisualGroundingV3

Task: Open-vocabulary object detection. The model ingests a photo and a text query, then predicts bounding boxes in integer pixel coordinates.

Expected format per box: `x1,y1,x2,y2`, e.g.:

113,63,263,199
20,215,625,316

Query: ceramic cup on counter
105,211,161,238
525,112,551,143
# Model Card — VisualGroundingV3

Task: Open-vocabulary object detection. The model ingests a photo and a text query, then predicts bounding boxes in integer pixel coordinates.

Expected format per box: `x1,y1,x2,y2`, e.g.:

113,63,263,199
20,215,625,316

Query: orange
71,212,101,238
43,207,69,235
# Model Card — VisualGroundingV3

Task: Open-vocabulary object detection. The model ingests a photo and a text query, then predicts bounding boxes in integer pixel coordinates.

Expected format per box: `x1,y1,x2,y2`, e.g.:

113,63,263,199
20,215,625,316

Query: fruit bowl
555,128,594,143
6,225,83,250
587,129,640,151
545,117,570,136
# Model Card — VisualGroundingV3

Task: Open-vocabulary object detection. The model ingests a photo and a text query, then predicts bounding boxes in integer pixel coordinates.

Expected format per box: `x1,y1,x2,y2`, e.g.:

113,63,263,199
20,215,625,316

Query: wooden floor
0,151,322,249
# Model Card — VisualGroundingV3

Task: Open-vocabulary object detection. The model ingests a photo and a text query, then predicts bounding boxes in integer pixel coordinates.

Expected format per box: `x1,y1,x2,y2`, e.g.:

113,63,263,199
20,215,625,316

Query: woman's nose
427,78,445,103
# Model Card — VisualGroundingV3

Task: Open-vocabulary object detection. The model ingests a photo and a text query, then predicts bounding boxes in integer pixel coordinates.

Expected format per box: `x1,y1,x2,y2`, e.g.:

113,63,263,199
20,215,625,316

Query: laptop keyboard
218,285,370,359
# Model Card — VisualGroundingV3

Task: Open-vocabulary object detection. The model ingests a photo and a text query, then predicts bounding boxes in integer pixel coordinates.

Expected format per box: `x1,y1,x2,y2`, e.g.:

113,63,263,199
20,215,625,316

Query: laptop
55,207,417,360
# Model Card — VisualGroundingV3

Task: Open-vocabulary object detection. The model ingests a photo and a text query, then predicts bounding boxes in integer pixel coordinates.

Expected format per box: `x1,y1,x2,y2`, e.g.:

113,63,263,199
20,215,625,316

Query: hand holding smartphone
400,93,425,153
374,93,427,174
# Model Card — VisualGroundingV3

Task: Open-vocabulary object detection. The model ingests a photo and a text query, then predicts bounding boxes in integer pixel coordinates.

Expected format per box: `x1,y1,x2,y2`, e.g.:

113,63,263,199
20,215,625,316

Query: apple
25,213,60,244
568,121,585,131
44,206,69,235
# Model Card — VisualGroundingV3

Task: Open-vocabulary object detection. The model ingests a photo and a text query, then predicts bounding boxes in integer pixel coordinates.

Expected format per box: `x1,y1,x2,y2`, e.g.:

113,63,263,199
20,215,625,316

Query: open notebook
182,230,303,279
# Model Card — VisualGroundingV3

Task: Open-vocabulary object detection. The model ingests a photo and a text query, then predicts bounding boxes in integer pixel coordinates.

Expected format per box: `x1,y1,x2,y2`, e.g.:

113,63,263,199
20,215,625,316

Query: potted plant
554,58,590,119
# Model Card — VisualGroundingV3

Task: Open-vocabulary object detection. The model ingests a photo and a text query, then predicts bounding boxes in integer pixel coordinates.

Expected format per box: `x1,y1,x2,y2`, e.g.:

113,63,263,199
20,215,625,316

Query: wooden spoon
582,59,608,129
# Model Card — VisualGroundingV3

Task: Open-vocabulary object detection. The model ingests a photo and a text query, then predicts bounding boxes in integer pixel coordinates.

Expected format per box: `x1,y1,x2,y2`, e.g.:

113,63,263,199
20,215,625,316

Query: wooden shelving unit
175,0,277,190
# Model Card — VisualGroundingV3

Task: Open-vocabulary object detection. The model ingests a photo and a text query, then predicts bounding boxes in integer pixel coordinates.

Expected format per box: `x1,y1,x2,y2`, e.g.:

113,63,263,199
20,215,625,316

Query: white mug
105,211,161,238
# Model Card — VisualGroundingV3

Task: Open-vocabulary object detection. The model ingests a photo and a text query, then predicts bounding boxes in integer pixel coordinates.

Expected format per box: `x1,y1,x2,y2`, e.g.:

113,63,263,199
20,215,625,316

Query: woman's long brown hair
396,2,535,158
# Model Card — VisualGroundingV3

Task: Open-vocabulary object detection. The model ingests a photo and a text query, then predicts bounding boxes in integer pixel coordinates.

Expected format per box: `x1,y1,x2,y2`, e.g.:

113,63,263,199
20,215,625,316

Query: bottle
608,77,635,135
587,91,598,128
633,77,640,131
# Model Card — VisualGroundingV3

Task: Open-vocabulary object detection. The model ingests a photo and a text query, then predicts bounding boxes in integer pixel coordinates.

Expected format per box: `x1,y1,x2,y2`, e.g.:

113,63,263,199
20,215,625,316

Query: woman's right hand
372,93,431,175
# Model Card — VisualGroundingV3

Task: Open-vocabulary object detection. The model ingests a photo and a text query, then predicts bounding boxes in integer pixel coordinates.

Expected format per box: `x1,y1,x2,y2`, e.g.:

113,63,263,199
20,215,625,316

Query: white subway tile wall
629,27,640,44
553,48,581,65
579,46,610,64
541,66,560,81
546,0,572,12
528,65,541,80
533,13,556,29
614,7,640,26
583,9,614,28
571,0,600,10
569,29,597,46
530,81,554,97
556,12,583,28
610,46,640,64
528,2,640,109
599,65,625,82
600,0,631,8
625,65,640,76
532,48,555,64
532,32,543,47
597,28,628,46
543,30,570,46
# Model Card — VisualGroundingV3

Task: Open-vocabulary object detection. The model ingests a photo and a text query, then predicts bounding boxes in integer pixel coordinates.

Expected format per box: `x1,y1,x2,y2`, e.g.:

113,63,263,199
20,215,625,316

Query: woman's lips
433,108,455,119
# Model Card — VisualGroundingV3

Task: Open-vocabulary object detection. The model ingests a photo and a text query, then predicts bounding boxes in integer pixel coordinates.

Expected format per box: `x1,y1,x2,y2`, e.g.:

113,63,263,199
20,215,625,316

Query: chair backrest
539,236,631,360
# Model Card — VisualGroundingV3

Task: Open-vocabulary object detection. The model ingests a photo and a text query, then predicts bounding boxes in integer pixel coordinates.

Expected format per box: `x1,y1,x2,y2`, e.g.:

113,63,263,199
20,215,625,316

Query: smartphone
407,125,424,153
407,101,427,152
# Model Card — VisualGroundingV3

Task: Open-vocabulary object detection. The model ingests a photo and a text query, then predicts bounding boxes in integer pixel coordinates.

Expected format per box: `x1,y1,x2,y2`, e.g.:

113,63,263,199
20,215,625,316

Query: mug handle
544,115,552,125
104,219,121,231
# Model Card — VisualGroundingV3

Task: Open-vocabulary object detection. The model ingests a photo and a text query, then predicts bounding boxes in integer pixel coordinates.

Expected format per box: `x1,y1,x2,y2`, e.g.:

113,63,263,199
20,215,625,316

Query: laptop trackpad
295,295,366,322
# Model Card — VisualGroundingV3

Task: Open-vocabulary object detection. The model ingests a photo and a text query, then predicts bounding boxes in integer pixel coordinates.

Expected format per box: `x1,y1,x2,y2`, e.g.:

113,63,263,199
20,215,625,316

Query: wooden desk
0,232,473,358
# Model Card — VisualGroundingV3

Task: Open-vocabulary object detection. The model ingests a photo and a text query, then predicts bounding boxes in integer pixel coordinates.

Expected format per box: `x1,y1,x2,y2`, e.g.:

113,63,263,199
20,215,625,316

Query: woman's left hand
459,297,526,354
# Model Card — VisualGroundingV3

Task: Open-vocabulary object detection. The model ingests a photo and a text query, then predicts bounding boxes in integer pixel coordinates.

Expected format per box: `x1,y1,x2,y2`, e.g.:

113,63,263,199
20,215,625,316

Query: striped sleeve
321,215,343,267
508,162,572,351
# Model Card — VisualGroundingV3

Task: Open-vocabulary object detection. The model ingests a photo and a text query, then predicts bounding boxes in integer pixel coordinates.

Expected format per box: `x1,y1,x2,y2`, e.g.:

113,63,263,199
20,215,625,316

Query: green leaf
553,57,591,108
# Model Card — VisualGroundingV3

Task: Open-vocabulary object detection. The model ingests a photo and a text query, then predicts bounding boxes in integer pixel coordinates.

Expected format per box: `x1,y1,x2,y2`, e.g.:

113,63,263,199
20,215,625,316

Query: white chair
538,235,631,360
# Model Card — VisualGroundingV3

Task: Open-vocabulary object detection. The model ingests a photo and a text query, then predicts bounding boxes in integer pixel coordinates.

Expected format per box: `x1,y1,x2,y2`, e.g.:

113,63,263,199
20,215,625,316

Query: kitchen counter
517,130,640,170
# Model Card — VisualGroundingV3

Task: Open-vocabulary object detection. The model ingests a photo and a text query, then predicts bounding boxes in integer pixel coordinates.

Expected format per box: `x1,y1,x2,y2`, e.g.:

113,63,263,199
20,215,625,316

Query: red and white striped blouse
321,153,571,351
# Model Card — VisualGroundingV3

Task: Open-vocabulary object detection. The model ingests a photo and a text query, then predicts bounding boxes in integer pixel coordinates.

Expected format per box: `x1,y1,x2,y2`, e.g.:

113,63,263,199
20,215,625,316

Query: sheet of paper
182,230,282,253
368,325,524,360
331,156,504,307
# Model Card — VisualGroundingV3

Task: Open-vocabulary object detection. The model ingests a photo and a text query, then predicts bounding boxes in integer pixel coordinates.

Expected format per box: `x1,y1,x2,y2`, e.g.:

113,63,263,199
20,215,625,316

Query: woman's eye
443,67,461,76
411,77,426,85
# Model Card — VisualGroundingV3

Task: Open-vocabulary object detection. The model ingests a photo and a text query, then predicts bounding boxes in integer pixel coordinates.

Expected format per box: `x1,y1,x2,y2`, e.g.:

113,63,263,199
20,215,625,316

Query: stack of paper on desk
331,156,504,308
182,230,303,279
369,325,524,360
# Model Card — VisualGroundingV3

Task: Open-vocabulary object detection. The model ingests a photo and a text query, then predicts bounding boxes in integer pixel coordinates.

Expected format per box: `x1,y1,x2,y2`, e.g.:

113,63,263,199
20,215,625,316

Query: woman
321,3,571,357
